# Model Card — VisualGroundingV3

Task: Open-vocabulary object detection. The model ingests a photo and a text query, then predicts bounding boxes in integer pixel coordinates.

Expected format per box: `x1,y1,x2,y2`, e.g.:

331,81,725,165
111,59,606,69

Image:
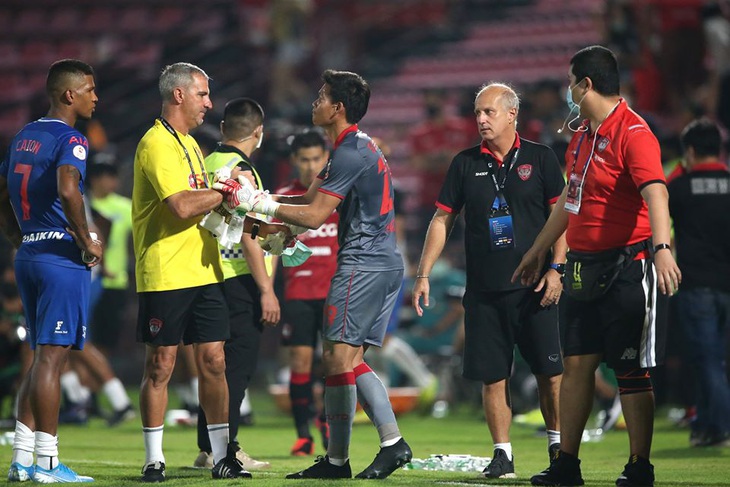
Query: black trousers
197,274,263,452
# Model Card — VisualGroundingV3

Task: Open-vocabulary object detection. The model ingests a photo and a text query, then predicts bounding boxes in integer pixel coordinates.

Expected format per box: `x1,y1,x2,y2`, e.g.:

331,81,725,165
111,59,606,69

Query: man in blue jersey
0,59,102,483
215,69,411,480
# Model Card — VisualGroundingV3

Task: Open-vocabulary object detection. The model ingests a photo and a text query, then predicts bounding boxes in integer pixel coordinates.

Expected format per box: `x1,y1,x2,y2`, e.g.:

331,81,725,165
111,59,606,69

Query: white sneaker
192,451,213,469
236,450,270,470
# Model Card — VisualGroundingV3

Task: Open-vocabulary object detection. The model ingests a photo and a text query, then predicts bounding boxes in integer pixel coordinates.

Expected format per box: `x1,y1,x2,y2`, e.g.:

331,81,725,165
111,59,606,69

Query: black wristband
653,243,671,253
250,222,260,239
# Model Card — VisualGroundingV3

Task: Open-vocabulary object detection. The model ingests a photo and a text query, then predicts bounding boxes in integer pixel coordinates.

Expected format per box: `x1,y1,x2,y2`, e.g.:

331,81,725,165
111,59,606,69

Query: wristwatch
549,263,566,275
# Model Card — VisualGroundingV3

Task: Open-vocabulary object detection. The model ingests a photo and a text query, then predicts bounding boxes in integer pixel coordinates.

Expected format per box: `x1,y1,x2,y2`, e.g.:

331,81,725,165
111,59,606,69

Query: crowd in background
0,0,729,425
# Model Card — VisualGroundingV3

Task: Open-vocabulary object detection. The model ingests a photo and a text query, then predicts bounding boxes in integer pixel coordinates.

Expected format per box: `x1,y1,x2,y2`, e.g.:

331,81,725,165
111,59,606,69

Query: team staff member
192,97,275,472
222,69,412,480
2,59,101,484
668,119,730,448
133,63,248,481
275,131,338,456
412,83,566,480
514,45,681,487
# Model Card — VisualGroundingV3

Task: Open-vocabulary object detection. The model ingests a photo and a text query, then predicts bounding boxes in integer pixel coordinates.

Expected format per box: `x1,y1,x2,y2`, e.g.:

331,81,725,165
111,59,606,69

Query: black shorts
280,299,325,348
136,283,229,346
92,288,129,350
563,258,668,369
223,274,263,336
462,288,563,384
221,274,264,380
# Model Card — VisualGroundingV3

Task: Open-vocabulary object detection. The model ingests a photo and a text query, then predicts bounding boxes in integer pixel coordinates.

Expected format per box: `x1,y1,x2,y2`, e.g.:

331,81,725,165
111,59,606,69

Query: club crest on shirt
517,164,532,181
597,137,610,152
149,318,163,337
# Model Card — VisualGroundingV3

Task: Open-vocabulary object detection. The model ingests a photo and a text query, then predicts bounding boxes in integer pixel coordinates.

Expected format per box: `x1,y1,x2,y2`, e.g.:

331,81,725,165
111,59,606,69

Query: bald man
412,82,567,479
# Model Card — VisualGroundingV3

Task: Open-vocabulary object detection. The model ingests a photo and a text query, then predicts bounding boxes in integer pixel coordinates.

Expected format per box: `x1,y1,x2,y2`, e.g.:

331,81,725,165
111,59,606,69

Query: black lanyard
159,117,209,189
485,148,519,211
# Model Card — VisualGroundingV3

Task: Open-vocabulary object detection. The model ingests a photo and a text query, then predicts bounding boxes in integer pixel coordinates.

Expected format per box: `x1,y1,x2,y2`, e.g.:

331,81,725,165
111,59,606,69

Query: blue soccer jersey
317,125,403,271
0,118,89,268
0,118,90,349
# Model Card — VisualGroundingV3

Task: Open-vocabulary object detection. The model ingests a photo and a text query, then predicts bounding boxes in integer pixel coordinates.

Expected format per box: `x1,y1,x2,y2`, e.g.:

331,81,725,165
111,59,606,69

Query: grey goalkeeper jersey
316,125,403,272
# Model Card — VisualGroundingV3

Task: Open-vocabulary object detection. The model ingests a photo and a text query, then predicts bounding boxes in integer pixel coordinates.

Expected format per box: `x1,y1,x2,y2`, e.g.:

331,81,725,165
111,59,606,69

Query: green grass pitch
1,392,728,486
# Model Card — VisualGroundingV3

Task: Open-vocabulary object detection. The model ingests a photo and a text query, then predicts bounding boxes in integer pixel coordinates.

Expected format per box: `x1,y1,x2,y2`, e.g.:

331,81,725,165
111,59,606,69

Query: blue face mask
565,79,586,113
566,84,579,113
558,79,589,134
281,240,313,267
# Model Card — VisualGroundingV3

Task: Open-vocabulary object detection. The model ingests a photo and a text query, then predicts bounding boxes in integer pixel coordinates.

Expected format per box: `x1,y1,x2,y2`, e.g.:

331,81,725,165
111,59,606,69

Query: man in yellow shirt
132,62,249,481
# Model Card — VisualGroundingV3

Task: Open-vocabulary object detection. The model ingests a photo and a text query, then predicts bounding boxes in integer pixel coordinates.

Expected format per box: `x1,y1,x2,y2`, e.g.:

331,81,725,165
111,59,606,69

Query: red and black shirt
275,179,339,301
437,135,564,293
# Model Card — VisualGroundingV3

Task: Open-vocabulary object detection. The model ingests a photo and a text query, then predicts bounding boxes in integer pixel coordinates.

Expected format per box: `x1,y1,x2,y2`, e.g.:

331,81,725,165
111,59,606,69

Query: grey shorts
324,268,403,347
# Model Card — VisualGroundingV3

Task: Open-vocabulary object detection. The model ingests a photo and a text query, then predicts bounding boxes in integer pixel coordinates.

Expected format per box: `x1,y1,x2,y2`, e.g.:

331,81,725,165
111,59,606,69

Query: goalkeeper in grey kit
214,69,411,480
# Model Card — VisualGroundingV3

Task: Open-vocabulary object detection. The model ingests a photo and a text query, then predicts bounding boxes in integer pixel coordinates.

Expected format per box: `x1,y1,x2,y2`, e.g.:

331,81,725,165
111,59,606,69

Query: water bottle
404,454,491,472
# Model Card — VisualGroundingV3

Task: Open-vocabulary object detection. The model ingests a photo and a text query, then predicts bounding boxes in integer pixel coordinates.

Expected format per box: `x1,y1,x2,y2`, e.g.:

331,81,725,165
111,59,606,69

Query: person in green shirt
87,161,132,355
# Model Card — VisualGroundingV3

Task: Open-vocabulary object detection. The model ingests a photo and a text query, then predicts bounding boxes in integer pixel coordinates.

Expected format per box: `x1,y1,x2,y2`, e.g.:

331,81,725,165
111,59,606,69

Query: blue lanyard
487,148,519,212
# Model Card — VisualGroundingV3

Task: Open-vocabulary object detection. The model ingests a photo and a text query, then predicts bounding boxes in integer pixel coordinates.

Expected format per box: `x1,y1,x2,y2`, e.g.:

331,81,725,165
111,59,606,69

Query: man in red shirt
513,46,681,487
275,131,338,457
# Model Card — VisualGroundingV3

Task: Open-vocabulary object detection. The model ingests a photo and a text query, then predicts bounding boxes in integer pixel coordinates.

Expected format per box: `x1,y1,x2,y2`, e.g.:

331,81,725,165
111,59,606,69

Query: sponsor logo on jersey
68,136,88,146
22,231,66,243
475,171,490,177
309,246,333,256
302,223,338,239
72,145,87,160
149,318,163,337
517,164,532,181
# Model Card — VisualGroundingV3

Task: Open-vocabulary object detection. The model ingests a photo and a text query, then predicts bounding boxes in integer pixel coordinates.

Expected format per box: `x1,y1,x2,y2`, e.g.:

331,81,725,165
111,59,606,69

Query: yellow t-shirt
132,119,223,292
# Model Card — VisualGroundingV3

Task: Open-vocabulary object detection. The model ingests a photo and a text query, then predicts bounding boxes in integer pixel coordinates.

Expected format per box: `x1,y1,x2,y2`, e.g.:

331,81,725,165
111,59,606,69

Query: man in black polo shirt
668,118,730,448
412,83,567,479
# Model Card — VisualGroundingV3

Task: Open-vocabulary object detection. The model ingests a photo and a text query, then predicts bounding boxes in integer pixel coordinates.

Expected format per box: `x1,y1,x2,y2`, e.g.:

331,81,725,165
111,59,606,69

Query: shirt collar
480,132,521,164
333,124,359,150
594,98,626,137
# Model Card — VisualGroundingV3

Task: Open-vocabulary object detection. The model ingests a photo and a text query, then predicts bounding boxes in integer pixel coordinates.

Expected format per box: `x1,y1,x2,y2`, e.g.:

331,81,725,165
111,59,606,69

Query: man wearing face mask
514,46,681,487
193,97,274,473
412,82,567,479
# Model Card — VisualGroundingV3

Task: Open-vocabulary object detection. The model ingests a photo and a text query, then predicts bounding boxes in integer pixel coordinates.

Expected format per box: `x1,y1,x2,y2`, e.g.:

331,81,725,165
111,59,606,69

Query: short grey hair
475,82,520,112
159,62,210,101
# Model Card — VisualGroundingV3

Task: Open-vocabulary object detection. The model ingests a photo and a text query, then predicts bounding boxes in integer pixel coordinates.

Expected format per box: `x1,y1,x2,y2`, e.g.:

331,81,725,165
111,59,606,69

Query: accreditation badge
488,212,515,251
564,172,584,215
